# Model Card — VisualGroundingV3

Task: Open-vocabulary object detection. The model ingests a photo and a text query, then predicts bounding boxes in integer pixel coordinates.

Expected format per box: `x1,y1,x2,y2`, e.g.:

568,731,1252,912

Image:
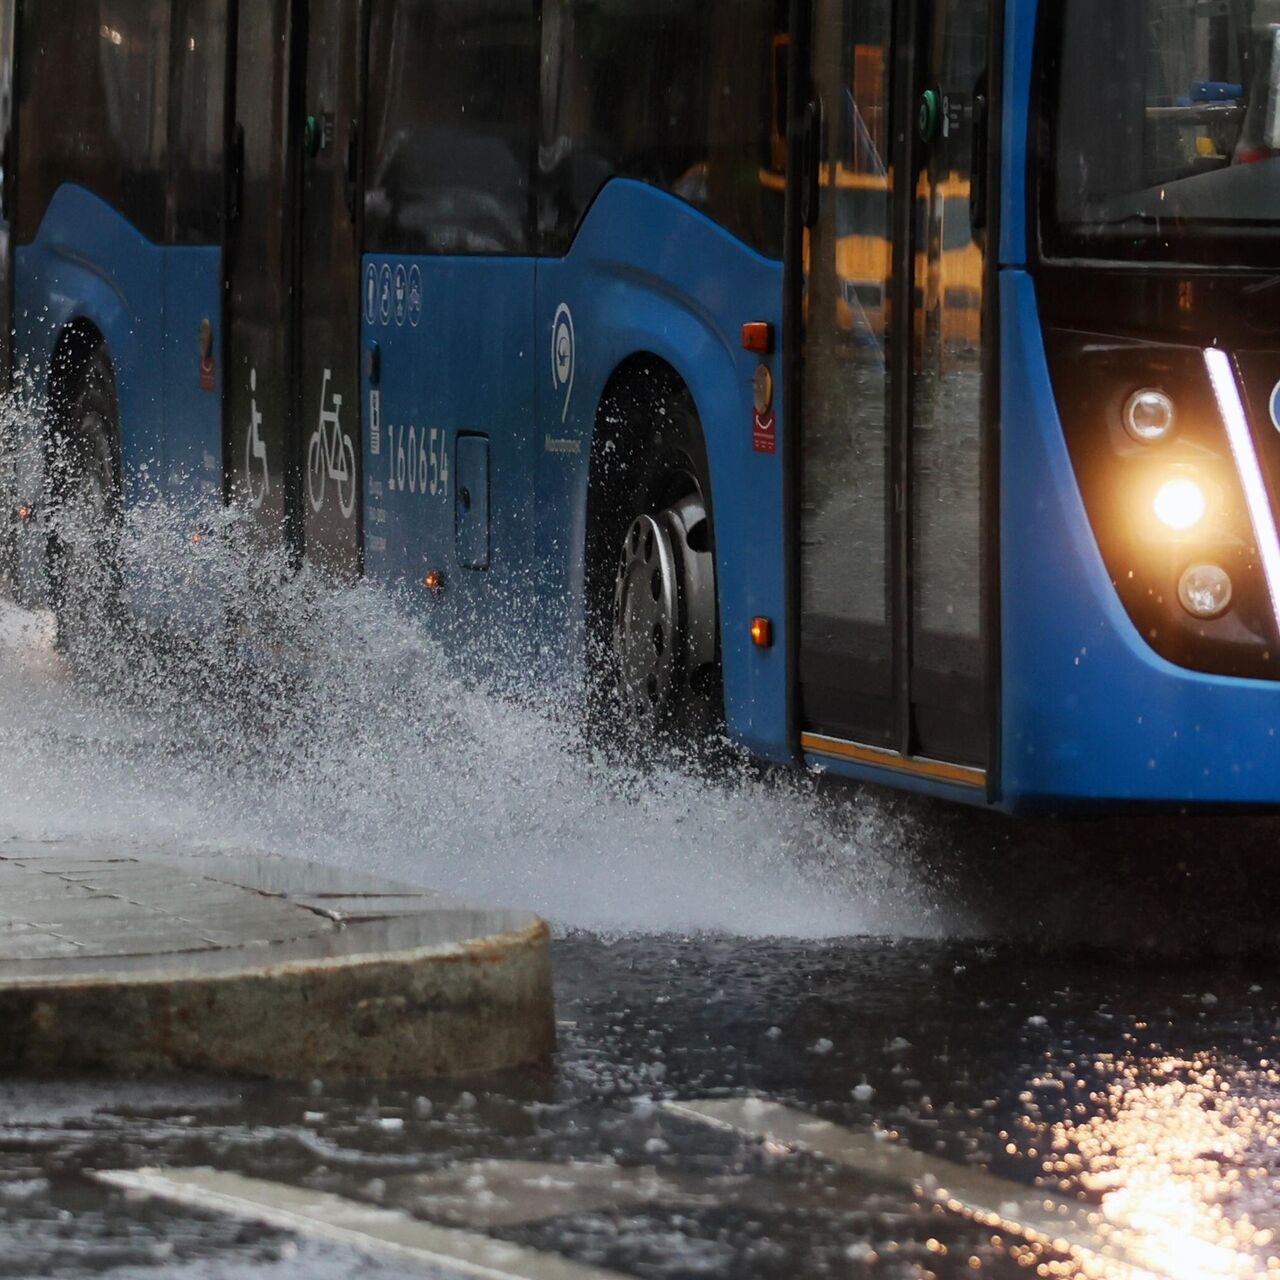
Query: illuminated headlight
1124,389,1176,443
1153,476,1206,530
1178,563,1232,619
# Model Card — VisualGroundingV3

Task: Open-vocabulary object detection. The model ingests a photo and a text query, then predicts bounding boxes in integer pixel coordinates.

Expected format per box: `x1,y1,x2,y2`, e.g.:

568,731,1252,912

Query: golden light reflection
1043,1056,1280,1280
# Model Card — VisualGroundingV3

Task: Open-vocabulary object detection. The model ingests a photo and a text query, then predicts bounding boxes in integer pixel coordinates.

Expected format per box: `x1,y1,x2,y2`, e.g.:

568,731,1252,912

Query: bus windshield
1047,0,1280,263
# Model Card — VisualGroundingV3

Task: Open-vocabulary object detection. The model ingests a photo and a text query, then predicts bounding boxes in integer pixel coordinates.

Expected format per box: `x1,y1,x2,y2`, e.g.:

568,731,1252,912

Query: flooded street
3,568,1280,1279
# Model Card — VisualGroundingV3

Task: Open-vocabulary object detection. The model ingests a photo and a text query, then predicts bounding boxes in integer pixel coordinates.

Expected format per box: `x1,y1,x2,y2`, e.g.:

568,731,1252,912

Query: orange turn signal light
741,322,773,355
423,569,446,596
750,616,773,648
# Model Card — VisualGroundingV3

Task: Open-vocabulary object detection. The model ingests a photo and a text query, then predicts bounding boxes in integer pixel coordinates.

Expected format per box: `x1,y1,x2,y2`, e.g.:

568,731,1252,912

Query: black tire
586,361,722,737
46,341,123,664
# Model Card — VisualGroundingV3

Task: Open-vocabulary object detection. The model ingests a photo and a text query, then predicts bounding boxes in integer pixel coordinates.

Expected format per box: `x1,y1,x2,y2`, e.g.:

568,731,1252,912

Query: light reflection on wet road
1,934,1278,1278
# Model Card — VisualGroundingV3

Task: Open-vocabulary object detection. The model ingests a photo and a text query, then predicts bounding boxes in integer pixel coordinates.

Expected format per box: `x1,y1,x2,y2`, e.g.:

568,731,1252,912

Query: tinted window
365,0,538,255
169,0,228,244
18,1,172,243
1046,0,1280,263
539,0,788,257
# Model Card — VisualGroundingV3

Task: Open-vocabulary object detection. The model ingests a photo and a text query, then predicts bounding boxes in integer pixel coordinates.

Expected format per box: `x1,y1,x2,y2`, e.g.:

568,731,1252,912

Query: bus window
169,0,227,245
19,0,172,244
365,0,538,256
1047,0,1280,264
538,0,787,258
798,0,894,746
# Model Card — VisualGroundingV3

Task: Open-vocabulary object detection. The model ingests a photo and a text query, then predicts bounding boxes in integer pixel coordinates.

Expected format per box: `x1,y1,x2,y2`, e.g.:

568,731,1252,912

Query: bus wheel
46,342,122,662
604,389,720,734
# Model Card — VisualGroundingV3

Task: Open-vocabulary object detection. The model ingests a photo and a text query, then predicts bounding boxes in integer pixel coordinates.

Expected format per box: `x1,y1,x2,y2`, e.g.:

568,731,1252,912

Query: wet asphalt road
2,925,1279,1279
4,588,1280,1278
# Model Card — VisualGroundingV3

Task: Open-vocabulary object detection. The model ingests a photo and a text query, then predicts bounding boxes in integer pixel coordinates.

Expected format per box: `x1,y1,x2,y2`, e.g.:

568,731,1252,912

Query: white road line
91,1167,631,1280
661,1098,1168,1280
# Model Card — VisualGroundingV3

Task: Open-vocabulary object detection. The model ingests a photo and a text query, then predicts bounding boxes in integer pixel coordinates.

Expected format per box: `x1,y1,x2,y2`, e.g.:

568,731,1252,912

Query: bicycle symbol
307,368,357,519
245,367,269,510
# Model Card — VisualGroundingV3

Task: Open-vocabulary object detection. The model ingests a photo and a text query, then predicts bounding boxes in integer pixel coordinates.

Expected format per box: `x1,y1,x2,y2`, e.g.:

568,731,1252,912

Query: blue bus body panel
16,185,164,499
15,185,222,510
14,185,223,613
999,0,1036,268
535,181,788,761
361,181,789,761
360,253,536,649
1000,270,1280,809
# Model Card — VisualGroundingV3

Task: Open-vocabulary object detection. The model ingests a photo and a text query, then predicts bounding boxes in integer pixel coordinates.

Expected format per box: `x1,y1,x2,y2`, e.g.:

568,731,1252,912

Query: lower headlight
1153,477,1207,531
1178,563,1233,619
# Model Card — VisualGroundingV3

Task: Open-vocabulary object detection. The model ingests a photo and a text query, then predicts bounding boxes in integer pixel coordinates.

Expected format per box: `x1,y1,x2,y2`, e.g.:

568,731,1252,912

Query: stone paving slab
0,841,554,1080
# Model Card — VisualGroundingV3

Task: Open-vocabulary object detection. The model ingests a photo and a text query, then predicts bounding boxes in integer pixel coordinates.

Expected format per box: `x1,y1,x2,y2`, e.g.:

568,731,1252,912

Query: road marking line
661,1098,1167,1280
92,1167,630,1280
391,1158,687,1230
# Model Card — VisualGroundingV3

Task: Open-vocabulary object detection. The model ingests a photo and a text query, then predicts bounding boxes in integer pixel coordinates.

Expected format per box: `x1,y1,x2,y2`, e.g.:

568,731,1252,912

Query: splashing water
0,447,954,939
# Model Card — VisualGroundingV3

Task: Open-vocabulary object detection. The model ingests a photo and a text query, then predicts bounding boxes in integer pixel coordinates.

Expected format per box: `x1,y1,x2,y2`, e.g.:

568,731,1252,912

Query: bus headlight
1153,476,1206,530
1178,563,1232,619
1124,388,1176,442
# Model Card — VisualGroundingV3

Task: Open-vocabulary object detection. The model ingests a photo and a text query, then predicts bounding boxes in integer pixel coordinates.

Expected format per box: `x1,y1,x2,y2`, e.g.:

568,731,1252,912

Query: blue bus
2,0,1280,813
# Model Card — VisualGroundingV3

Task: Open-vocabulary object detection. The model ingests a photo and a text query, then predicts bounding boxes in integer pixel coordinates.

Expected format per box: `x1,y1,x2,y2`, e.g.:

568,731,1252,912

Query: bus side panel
360,255,536,660
162,248,223,512
534,181,788,762
998,0,1036,269
999,269,1280,809
15,185,164,504
14,184,222,618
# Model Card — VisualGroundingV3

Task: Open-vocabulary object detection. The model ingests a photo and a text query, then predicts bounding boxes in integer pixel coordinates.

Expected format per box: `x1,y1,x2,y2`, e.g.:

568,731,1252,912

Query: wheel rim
611,487,716,723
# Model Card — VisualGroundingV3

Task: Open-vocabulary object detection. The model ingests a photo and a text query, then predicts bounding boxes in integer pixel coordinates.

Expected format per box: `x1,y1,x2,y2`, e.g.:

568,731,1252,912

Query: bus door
296,0,364,574
224,0,306,556
793,0,992,782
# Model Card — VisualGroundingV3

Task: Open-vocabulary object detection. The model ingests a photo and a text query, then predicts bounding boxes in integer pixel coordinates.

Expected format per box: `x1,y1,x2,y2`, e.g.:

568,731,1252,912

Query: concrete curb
0,843,555,1080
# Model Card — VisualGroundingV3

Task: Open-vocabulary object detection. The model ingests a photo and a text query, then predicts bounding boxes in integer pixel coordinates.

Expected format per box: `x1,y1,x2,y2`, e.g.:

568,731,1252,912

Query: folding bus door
296,0,364,576
224,0,306,554
907,0,991,767
793,0,992,788
795,0,897,752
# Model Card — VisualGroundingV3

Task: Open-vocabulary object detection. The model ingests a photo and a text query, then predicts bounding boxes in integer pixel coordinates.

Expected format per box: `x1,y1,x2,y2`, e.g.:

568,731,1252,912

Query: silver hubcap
612,491,716,723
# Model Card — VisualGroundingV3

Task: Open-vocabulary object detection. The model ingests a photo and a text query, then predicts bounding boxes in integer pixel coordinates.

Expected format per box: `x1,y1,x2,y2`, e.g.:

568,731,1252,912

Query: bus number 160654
386,423,449,499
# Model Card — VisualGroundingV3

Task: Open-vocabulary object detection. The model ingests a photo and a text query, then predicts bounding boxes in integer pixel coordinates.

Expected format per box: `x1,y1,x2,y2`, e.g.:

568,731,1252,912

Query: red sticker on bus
752,409,776,454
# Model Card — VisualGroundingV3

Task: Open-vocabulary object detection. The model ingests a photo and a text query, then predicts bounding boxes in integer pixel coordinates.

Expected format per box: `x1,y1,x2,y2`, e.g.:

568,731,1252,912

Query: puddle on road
0,497,950,940
3,938,1280,1279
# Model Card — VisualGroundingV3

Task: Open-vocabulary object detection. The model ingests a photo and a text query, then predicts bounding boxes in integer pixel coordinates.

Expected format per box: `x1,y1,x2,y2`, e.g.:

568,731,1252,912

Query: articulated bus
2,0,1280,813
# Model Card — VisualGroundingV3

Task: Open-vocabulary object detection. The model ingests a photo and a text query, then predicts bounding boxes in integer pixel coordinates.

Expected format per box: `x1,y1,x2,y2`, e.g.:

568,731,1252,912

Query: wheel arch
582,352,714,643
45,319,120,481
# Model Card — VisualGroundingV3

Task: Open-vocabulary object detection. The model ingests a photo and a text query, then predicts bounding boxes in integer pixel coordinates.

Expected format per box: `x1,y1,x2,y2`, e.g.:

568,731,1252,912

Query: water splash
0,490,954,939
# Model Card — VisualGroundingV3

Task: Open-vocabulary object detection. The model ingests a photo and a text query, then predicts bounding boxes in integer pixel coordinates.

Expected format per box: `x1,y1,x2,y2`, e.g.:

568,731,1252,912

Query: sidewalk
0,840,554,1080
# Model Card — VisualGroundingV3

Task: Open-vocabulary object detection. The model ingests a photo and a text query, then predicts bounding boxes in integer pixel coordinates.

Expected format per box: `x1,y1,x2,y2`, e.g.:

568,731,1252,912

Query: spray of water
0,401,955,938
